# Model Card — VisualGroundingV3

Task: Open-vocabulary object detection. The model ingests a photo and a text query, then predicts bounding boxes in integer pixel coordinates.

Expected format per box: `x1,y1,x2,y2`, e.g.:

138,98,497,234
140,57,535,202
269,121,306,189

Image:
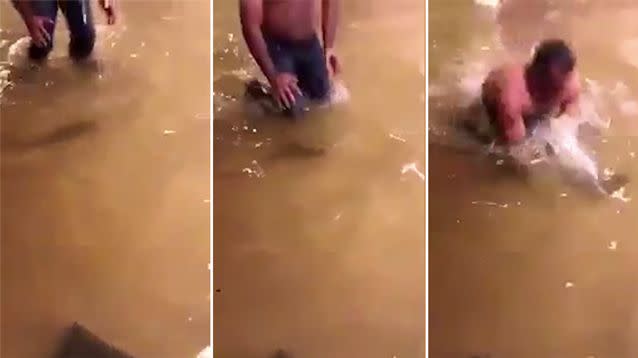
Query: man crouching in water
481,39,581,144
240,0,340,117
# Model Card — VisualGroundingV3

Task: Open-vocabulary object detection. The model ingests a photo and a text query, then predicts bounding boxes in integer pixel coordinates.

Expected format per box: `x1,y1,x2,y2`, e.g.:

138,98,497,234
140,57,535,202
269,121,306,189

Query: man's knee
28,43,54,61
301,60,330,100
313,76,331,101
65,0,97,60
69,31,95,60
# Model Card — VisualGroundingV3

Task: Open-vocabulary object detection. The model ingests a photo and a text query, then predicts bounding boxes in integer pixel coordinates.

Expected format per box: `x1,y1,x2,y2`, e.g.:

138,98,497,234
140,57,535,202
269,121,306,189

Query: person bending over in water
12,0,116,61
240,0,340,116
481,39,581,144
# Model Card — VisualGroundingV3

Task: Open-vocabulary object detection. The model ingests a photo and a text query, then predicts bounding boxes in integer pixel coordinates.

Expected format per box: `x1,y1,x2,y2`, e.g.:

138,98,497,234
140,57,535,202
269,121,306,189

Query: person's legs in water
59,0,96,60
457,92,501,144
263,36,307,117
251,35,331,118
12,0,58,61
295,36,330,103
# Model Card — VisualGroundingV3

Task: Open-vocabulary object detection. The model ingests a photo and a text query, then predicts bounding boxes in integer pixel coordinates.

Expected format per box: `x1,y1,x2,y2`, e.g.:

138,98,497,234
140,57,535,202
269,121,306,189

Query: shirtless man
240,0,340,116
481,39,581,144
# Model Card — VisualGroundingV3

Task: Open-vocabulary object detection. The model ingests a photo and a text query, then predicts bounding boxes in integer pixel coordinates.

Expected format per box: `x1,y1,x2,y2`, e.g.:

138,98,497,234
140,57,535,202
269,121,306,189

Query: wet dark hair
530,39,576,75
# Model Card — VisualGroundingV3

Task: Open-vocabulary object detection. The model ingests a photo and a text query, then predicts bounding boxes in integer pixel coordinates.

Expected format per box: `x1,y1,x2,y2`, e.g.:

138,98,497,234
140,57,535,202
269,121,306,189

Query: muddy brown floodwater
1,1,210,357
213,1,425,357
430,0,638,357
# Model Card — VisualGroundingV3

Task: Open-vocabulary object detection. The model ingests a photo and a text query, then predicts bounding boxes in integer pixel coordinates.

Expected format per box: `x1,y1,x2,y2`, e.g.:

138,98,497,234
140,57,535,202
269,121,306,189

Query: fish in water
523,116,629,196
244,78,350,117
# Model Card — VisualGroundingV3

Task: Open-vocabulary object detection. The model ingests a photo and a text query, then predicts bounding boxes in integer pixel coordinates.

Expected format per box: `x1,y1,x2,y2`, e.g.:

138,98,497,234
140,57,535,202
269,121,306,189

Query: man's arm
239,0,277,84
99,0,117,25
12,1,52,47
13,0,35,21
561,72,581,117
321,0,338,50
500,103,526,144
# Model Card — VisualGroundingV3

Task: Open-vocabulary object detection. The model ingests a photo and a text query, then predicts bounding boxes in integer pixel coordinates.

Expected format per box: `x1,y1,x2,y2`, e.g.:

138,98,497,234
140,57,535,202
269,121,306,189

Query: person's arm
500,103,526,144
99,0,117,25
13,1,52,47
321,0,338,50
13,0,35,21
561,72,581,117
239,0,277,84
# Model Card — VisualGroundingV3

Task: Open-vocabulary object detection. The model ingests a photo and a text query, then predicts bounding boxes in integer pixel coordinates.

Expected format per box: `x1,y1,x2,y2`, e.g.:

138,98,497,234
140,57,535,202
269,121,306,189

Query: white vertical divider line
209,0,214,355
424,0,429,357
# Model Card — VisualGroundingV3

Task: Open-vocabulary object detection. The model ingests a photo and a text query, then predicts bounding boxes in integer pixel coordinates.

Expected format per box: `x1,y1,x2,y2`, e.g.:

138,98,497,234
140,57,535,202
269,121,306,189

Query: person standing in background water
11,0,117,61
240,0,341,117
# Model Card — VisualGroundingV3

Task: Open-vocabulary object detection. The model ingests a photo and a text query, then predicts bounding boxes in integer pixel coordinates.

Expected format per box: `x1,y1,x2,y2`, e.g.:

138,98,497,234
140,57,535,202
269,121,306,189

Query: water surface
429,1,638,356
213,1,426,356
1,1,210,356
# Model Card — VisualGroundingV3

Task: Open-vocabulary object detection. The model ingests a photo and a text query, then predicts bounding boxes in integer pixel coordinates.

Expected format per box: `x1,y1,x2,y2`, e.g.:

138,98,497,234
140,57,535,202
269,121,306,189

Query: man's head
529,39,576,89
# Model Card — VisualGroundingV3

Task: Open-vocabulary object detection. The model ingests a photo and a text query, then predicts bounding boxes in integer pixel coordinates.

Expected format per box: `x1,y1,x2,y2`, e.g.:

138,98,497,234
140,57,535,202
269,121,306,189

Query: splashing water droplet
608,241,618,251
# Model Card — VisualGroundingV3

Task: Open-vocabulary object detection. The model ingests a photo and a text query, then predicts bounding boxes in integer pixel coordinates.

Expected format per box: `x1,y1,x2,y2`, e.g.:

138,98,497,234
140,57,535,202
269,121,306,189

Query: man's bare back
481,39,580,144
262,0,319,40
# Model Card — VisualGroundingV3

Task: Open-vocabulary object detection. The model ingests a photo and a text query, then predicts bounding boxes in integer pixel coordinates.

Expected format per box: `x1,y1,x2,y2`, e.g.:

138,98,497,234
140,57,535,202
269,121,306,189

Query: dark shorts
13,0,95,60
265,34,330,115
481,93,502,133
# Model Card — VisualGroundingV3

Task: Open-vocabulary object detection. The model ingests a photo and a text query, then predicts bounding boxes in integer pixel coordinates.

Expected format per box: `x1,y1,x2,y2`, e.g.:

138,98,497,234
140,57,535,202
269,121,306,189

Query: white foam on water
474,0,501,9
0,67,10,96
7,36,31,67
456,60,490,101
328,79,350,105
610,186,632,202
532,115,600,182
401,162,426,181
1,37,32,96
196,346,212,358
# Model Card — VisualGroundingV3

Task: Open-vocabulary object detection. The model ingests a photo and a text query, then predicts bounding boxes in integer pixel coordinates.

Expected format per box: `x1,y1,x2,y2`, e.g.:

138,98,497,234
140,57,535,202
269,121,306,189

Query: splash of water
7,36,31,66
531,115,600,184
474,0,501,9
196,346,212,358
437,55,623,195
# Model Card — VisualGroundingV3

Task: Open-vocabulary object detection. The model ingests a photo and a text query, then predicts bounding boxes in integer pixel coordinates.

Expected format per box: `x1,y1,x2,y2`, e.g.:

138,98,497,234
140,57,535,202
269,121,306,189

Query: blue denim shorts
12,0,96,60
265,34,330,102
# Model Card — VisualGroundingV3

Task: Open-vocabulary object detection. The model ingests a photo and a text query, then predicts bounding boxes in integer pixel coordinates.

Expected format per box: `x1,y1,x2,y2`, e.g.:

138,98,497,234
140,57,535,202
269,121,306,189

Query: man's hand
271,73,302,109
325,48,341,78
99,0,117,25
26,16,54,48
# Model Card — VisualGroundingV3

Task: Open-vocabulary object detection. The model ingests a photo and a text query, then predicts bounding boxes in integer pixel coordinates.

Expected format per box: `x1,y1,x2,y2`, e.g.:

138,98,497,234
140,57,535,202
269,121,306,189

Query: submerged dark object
600,173,630,195
55,323,134,358
271,349,293,358
244,80,311,118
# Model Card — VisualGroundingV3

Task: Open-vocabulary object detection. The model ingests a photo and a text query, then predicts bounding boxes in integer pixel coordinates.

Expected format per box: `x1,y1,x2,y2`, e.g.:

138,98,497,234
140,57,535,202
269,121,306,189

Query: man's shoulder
484,63,525,99
486,62,524,82
501,62,526,80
